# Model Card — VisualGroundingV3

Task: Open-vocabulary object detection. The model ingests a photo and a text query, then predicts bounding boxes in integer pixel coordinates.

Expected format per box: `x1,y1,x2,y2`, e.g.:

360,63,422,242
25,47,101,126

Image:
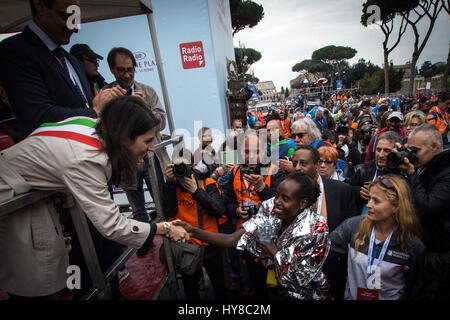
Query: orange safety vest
343,95,348,101
337,94,341,100
232,164,276,230
278,118,291,138
427,106,449,136
169,178,221,245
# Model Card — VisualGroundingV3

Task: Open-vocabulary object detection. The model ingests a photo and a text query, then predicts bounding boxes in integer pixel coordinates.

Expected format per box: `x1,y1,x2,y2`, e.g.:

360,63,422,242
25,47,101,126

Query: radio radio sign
179,41,205,70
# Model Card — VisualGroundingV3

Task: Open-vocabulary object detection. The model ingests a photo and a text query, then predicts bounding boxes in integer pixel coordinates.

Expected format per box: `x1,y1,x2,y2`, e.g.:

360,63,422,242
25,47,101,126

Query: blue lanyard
367,226,394,270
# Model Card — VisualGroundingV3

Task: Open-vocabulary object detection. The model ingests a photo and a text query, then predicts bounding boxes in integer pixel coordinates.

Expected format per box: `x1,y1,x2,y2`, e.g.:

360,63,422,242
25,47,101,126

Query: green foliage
244,73,259,84
359,63,404,94
292,59,329,73
361,0,420,26
291,80,303,89
311,45,357,64
310,45,357,82
235,47,262,81
346,58,381,85
230,0,265,36
419,60,442,78
284,88,290,98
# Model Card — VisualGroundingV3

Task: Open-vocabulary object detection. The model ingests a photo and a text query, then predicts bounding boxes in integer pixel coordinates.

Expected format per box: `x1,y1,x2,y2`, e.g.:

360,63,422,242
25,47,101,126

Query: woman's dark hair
95,96,160,186
285,172,320,208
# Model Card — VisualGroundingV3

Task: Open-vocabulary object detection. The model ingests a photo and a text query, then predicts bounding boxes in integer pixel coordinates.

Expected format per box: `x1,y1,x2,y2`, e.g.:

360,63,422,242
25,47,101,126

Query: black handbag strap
196,179,204,230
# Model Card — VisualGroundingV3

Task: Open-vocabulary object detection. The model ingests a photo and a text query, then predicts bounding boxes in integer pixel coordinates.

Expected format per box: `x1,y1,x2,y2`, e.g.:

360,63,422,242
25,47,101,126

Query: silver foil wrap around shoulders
236,197,331,300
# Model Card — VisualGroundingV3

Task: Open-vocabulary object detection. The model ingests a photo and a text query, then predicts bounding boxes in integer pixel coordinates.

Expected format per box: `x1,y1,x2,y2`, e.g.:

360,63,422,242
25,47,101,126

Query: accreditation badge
357,287,379,300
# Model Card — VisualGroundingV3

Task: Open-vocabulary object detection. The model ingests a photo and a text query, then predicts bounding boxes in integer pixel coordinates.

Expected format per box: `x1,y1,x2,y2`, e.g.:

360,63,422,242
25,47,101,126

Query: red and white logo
179,41,205,69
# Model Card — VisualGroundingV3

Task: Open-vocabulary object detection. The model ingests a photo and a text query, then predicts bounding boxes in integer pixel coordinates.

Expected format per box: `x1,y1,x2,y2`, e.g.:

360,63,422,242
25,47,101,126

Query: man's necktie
53,47,89,107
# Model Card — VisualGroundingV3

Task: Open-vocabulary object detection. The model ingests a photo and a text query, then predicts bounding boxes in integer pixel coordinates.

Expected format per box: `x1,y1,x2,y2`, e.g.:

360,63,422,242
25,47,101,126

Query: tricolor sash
28,118,103,149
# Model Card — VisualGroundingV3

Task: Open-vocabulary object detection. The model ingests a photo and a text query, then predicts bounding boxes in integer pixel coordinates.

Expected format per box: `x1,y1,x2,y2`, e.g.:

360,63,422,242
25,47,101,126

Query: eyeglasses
82,57,100,64
115,67,135,74
378,176,396,192
405,123,420,128
318,159,334,165
292,132,307,139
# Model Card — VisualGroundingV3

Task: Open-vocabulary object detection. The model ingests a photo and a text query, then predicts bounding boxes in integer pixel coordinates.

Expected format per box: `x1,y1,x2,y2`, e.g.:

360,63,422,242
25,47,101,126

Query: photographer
162,149,227,300
397,124,450,300
225,133,285,229
349,131,402,214
224,132,285,298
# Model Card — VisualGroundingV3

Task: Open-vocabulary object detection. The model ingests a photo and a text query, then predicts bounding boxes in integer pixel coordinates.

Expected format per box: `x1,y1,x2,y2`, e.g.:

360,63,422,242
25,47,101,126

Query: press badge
357,287,379,300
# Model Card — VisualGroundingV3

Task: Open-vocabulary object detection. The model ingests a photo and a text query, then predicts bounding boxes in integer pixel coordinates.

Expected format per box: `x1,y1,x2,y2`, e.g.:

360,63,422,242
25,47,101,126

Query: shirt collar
29,21,58,51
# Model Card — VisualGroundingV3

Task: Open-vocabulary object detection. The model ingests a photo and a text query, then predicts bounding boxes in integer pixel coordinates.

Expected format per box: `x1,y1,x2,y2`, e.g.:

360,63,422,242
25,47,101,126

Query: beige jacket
104,81,171,172
0,123,151,297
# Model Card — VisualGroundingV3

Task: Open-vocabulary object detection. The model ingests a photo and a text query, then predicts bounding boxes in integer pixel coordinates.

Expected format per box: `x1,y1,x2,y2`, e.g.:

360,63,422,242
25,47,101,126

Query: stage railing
0,134,184,300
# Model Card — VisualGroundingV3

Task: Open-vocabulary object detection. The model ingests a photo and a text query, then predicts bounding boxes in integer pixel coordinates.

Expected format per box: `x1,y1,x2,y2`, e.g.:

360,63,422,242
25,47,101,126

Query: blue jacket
313,117,328,132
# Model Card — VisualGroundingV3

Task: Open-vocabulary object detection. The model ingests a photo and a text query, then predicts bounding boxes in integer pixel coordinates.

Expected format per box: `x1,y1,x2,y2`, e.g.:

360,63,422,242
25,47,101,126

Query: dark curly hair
285,172,321,208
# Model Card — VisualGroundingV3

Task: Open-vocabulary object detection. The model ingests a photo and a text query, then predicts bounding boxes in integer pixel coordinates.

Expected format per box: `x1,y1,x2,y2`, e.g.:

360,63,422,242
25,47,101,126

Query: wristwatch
163,222,171,235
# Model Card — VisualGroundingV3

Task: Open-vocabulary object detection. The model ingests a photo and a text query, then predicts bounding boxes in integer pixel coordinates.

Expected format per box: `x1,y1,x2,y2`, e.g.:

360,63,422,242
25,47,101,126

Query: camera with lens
386,146,419,170
172,163,193,179
241,204,259,218
240,165,261,175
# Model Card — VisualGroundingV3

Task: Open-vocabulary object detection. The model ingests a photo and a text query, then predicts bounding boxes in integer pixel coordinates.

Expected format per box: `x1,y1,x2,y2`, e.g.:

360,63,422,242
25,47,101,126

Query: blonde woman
328,174,425,300
403,111,427,143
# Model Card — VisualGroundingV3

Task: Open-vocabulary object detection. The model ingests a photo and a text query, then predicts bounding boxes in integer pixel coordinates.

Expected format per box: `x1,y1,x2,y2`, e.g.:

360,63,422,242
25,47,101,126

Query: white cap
387,111,404,121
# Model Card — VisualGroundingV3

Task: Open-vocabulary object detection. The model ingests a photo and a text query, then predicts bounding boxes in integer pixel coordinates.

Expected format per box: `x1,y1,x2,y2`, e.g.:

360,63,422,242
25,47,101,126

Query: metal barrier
0,135,184,300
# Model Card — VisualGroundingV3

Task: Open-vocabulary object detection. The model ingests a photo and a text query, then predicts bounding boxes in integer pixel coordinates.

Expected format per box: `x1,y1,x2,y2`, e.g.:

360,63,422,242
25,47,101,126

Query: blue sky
232,0,450,90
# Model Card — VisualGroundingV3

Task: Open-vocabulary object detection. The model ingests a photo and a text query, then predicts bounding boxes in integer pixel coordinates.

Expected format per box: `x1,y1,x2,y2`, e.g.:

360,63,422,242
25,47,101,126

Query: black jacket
406,149,450,254
224,165,286,217
321,178,358,300
162,175,225,221
0,26,95,137
323,178,358,233
349,160,377,213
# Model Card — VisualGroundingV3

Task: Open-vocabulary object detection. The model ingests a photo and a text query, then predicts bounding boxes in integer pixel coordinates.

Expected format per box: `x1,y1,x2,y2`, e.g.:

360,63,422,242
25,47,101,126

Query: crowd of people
172,88,449,300
0,0,449,302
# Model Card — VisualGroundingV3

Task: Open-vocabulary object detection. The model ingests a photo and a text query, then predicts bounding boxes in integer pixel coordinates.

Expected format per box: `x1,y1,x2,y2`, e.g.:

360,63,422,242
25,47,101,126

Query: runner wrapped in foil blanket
236,197,331,299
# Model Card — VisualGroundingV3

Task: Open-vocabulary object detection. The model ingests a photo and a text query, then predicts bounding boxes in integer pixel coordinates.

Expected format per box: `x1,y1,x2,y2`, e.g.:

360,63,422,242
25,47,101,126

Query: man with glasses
70,43,107,97
398,124,450,300
0,0,122,139
104,47,171,255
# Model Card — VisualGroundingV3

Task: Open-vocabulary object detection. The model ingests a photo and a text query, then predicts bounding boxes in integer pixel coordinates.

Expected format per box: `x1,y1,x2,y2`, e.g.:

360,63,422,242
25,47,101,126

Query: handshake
163,220,194,243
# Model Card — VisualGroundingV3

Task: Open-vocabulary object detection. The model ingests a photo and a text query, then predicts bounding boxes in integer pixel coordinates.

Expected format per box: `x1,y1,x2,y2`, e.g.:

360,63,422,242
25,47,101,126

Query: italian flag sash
28,118,103,149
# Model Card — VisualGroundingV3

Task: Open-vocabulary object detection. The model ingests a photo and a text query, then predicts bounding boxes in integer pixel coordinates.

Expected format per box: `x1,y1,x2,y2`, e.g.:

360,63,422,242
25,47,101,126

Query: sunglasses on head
292,132,307,139
378,176,396,192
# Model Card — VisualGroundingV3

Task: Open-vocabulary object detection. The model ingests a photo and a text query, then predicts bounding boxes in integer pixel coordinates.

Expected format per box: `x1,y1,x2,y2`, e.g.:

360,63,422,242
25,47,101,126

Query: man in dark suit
0,0,122,138
291,145,357,300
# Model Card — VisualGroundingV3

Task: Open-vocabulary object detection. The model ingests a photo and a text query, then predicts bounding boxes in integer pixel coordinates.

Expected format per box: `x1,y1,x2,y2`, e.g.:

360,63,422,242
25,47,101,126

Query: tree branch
387,14,409,55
